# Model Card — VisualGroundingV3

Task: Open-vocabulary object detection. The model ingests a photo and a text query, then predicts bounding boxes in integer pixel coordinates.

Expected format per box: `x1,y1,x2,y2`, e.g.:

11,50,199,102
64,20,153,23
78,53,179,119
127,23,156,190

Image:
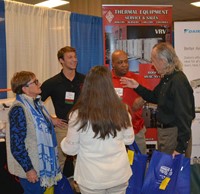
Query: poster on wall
102,5,172,86
102,5,172,150
174,22,200,161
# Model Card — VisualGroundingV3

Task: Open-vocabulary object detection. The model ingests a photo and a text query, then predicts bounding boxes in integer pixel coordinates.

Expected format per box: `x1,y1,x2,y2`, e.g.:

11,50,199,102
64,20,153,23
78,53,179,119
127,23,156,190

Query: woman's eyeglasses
25,79,39,87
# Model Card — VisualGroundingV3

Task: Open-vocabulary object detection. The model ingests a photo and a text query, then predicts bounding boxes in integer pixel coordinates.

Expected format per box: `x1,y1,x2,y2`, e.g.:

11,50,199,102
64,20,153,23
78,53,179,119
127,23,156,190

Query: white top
61,110,135,189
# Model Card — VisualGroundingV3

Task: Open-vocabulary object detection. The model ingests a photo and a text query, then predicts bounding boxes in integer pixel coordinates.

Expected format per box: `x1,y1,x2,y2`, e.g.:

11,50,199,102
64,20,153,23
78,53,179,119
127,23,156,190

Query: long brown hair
70,65,131,139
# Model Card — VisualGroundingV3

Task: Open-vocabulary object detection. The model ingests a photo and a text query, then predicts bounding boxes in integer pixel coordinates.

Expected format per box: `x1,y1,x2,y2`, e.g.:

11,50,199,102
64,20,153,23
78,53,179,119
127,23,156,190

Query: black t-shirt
41,70,85,120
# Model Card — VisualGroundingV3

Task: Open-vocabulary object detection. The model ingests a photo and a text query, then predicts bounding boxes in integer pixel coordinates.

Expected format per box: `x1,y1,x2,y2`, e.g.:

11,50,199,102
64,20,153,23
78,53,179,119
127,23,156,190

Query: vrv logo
155,29,167,34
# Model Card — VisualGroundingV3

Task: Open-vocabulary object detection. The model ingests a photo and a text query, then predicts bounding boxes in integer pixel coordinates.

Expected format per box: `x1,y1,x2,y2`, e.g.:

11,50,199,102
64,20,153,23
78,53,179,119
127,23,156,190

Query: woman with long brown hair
61,65,134,194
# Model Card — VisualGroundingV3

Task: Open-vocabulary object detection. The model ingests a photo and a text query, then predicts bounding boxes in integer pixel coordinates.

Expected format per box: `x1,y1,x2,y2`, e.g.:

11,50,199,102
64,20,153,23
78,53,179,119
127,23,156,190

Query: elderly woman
121,42,195,158
6,71,62,194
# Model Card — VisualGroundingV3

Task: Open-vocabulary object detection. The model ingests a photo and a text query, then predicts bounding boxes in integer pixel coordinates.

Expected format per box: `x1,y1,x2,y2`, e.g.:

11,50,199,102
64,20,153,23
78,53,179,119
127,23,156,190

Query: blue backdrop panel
0,0,7,98
70,13,103,75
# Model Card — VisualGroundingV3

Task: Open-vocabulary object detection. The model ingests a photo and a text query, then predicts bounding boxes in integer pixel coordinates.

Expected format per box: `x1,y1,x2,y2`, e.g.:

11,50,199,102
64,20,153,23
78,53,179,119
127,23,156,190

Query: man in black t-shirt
41,46,85,173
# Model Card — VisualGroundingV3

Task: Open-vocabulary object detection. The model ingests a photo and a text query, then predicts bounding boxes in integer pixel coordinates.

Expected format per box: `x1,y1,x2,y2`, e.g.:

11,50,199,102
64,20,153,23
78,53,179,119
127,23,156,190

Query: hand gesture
120,77,139,89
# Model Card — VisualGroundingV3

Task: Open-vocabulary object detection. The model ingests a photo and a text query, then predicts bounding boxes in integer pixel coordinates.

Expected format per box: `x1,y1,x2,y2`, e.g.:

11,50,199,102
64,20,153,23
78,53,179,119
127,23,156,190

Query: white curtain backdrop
5,0,71,114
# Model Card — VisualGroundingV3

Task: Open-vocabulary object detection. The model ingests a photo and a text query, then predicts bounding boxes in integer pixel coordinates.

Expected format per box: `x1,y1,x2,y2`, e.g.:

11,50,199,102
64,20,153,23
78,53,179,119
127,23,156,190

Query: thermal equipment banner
102,5,172,143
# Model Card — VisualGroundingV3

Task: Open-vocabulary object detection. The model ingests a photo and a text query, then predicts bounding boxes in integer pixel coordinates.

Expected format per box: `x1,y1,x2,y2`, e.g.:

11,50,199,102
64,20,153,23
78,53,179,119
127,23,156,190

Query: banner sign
102,5,172,146
102,5,172,81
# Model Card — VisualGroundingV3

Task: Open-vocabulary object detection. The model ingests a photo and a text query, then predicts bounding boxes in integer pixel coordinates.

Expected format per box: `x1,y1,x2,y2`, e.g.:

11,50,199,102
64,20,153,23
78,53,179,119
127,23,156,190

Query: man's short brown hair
57,46,76,60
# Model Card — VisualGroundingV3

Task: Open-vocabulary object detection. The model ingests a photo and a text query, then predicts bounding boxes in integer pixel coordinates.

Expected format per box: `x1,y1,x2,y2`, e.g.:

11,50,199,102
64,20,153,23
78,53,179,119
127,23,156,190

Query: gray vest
6,100,40,178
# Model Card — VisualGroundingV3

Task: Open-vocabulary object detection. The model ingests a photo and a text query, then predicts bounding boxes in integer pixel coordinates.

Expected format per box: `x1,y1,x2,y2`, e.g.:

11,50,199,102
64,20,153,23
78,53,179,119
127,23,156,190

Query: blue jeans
19,178,45,194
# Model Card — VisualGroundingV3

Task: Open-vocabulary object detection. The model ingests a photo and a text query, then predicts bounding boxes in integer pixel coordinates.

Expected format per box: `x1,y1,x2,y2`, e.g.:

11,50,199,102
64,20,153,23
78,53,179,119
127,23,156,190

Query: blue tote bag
54,175,74,194
176,156,190,194
126,141,148,194
141,150,190,194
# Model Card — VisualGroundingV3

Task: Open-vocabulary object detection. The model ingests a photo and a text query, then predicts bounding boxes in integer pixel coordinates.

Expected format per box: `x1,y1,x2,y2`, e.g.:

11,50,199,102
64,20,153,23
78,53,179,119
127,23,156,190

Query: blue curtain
70,13,103,75
0,0,7,98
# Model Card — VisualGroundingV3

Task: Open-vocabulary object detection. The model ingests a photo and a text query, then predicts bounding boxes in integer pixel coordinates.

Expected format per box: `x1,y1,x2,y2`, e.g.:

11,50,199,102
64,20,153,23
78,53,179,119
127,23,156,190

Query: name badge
65,92,75,104
115,88,123,98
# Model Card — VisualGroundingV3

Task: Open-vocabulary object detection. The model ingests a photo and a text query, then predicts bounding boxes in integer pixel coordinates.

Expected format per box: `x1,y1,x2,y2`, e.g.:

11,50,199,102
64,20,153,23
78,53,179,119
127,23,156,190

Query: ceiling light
35,0,69,8
191,1,200,7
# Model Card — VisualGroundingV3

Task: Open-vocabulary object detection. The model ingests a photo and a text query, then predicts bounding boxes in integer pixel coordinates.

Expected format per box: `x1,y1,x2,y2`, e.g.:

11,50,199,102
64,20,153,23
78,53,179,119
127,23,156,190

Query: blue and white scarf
17,94,62,187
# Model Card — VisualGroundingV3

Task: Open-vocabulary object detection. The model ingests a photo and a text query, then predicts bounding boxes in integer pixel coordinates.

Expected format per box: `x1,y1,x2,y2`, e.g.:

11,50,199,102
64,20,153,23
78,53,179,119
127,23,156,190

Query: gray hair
153,42,183,74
